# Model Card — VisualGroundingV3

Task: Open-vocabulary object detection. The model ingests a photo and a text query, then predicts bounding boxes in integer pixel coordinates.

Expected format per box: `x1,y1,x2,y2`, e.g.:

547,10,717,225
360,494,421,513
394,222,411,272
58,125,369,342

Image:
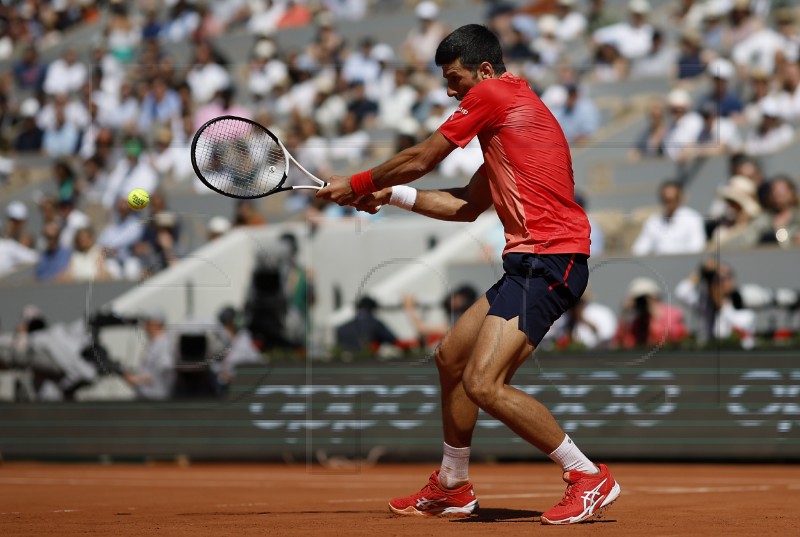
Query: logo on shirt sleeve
448,106,469,121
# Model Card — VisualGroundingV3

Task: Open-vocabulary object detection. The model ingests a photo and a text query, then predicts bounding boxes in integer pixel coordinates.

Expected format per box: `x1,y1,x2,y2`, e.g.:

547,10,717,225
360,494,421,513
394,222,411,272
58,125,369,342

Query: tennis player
316,24,620,525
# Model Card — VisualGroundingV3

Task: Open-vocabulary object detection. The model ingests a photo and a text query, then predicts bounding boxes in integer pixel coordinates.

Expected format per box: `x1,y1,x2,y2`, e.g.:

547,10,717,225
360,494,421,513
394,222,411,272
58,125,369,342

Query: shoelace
557,481,579,507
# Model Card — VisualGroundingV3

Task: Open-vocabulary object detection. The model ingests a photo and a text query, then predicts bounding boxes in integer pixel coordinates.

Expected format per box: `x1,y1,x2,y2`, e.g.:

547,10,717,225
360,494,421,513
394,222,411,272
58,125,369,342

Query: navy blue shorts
486,253,589,346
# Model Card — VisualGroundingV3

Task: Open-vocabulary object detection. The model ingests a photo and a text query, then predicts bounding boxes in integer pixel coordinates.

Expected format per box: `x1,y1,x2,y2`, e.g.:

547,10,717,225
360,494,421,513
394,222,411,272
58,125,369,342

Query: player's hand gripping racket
191,115,326,199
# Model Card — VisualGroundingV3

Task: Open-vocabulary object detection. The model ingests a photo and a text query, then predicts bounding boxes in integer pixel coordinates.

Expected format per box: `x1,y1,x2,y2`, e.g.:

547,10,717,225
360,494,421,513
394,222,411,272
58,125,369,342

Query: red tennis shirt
438,72,591,256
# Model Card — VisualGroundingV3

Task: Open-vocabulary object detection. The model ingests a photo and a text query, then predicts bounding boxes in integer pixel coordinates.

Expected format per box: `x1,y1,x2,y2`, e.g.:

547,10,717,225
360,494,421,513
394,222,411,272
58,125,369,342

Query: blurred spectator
556,289,618,350
663,88,703,161
106,1,141,64
277,0,313,29
723,1,759,55
336,296,400,357
675,101,742,161
207,216,232,241
42,105,79,157
675,259,756,347
744,175,800,247
57,199,90,251
0,237,38,278
247,37,289,101
403,284,478,349
14,97,44,152
124,309,174,400
675,28,706,80
342,37,380,86
777,62,800,122
277,232,313,347
194,85,251,131
402,1,449,69
742,68,772,128
328,111,370,164
732,9,799,77
186,42,230,105
630,29,677,79
743,97,794,156
213,306,262,388
62,227,111,283
136,211,182,276
553,0,587,42
0,308,97,400
4,201,34,248
532,15,563,67
629,98,666,160
13,45,47,92
551,83,600,145
101,137,159,210
590,42,627,83
592,0,653,61
138,77,182,133
162,0,201,43
234,200,267,227
148,127,194,184
35,222,72,282
81,155,109,205
707,175,762,250
631,180,706,256
346,81,379,127
53,159,80,204
97,197,145,281
103,80,140,130
42,48,87,95
615,277,687,349
700,58,743,120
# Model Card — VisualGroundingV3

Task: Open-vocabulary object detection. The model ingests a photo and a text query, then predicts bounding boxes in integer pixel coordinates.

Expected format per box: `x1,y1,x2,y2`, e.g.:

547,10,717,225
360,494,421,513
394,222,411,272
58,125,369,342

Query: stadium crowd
3,0,800,400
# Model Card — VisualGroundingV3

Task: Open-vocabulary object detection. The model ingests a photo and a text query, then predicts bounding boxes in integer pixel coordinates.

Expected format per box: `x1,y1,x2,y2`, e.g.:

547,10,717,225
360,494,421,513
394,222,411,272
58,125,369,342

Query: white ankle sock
438,442,471,489
548,435,599,474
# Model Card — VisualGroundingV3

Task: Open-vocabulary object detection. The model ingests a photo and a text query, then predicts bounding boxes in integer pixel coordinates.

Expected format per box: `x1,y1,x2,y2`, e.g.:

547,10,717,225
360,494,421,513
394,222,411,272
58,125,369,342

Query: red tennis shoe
388,470,478,517
540,464,621,525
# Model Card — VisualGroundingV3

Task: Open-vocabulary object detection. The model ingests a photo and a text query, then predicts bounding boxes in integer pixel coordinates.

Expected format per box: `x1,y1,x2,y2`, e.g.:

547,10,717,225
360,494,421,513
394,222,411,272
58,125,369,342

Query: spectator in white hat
699,58,743,120
732,9,799,77
402,1,449,69
554,0,588,43
615,276,687,349
207,216,232,241
663,88,703,161
4,201,34,248
676,100,742,162
707,175,762,250
743,97,795,156
592,0,654,61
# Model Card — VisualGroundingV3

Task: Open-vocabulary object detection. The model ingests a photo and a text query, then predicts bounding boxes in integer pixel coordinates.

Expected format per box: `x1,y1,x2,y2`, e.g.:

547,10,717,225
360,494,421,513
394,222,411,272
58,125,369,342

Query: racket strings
194,118,287,197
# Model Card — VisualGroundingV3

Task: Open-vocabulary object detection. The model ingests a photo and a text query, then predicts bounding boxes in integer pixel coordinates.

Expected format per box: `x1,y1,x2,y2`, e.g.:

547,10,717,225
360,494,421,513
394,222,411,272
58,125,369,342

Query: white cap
370,43,395,63
667,88,692,108
20,97,39,118
254,39,277,60
415,1,439,20
141,307,167,323
207,216,231,235
628,0,651,14
558,0,576,6
542,85,568,109
627,277,661,298
760,96,781,117
708,58,734,80
6,201,28,220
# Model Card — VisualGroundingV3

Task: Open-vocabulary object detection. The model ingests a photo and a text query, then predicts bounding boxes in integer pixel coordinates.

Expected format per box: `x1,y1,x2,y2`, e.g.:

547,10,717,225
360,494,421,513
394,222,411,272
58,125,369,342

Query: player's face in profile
441,59,480,101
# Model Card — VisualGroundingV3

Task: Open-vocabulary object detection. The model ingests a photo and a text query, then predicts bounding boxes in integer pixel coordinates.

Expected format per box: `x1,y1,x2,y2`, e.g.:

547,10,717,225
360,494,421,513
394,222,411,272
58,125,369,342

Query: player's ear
477,61,494,80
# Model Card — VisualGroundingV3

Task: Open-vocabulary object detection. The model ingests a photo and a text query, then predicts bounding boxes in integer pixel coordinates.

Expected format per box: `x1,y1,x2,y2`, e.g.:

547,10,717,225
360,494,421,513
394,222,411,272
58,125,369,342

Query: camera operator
615,277,688,349
675,258,757,348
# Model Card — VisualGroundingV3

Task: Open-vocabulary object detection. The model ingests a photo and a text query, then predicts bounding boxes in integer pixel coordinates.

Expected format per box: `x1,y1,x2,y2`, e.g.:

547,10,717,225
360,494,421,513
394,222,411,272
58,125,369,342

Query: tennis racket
191,115,326,199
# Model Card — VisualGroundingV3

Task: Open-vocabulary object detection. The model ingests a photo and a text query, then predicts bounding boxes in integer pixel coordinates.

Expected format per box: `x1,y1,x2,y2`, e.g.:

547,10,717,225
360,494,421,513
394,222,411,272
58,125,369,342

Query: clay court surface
1,462,798,536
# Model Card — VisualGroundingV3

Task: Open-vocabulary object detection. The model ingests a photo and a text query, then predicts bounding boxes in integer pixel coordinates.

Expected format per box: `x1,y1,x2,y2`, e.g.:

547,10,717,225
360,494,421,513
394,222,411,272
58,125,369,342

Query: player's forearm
370,144,441,190
410,187,485,222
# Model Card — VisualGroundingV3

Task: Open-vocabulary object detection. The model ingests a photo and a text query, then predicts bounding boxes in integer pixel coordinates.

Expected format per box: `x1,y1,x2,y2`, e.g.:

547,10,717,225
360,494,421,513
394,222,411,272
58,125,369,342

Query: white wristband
388,185,417,211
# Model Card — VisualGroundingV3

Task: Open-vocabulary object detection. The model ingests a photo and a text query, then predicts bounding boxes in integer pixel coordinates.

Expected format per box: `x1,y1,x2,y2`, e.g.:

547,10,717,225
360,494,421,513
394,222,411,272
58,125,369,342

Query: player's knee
434,344,461,379
462,369,499,409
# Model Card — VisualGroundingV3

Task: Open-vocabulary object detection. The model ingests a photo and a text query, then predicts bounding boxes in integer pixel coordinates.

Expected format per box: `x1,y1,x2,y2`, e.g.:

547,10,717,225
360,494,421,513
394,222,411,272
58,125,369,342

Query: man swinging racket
316,24,620,525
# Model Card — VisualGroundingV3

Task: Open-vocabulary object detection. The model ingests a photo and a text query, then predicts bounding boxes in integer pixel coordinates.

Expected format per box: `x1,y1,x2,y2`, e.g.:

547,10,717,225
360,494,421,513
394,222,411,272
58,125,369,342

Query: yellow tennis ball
128,188,150,211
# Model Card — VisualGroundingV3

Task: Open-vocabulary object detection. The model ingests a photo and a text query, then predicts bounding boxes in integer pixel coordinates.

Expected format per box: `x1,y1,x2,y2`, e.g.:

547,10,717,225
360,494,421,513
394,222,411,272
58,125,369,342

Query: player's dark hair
435,24,506,74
